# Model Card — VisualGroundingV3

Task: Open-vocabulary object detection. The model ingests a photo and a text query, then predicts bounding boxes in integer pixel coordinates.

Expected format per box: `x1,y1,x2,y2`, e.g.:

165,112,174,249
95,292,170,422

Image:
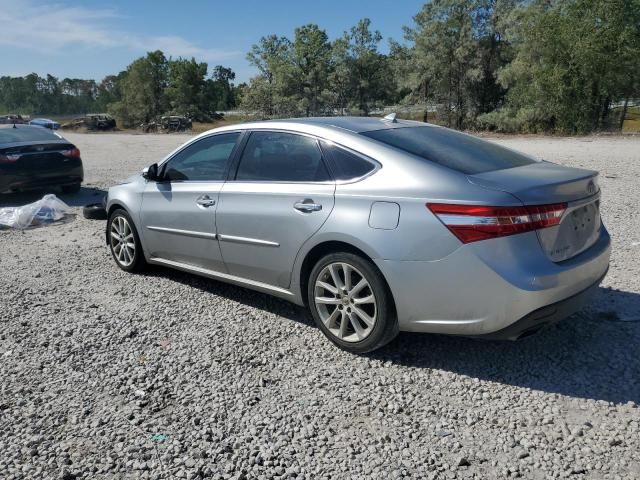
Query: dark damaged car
0,125,83,194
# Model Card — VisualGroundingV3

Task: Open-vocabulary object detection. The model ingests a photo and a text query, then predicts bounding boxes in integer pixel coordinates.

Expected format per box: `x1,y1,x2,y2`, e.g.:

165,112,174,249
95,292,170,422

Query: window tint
361,127,537,174
236,132,330,182
321,141,376,180
162,133,240,181
0,126,60,143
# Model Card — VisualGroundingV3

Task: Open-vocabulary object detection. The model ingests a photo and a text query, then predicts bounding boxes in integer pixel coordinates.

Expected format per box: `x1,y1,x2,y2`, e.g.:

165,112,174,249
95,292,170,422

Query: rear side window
361,127,537,174
321,141,376,180
0,126,60,143
235,131,331,182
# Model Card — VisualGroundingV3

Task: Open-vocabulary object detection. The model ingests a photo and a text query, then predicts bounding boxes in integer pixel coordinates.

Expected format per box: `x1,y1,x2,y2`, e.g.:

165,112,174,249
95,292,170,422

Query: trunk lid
468,162,598,204
0,140,76,171
468,162,601,262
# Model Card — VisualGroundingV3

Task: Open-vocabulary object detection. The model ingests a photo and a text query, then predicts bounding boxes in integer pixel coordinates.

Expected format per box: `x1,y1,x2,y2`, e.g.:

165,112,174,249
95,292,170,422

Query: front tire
107,209,146,272
307,252,398,353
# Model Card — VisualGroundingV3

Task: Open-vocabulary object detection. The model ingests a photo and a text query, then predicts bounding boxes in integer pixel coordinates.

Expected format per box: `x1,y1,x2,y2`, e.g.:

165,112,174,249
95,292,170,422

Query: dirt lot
1,133,639,479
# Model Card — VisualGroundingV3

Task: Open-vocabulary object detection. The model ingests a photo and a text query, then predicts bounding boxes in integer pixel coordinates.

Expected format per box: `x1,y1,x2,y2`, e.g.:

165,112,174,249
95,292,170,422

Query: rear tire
61,183,81,194
107,209,146,272
307,252,398,353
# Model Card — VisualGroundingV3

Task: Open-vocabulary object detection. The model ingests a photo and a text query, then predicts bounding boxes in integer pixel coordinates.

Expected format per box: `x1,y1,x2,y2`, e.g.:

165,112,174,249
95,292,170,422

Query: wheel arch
107,201,129,217
105,202,135,244
296,239,396,317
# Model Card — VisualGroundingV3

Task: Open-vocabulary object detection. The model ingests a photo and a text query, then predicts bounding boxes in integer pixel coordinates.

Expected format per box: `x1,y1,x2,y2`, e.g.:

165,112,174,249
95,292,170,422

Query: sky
1,0,426,83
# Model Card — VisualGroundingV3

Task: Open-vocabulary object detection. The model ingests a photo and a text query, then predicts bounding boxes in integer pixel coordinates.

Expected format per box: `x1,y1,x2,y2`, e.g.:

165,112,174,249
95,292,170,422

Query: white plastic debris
0,194,72,229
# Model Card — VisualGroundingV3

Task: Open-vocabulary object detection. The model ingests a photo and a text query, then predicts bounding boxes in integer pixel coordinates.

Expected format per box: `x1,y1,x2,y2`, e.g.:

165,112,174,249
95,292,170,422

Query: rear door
140,132,241,271
216,130,335,288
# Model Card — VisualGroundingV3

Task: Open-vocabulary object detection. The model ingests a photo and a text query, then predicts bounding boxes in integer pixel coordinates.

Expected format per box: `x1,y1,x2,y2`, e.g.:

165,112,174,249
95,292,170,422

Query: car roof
167,116,446,174
227,116,424,134
198,116,432,142
276,116,425,133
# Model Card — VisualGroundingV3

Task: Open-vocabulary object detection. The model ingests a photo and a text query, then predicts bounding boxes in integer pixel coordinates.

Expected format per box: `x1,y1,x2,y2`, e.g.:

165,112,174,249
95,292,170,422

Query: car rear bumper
375,226,611,337
476,269,607,340
0,166,83,192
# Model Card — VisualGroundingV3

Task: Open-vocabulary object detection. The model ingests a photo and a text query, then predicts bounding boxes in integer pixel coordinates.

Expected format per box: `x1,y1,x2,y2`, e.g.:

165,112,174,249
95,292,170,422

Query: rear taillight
427,202,567,244
62,147,81,158
0,153,20,164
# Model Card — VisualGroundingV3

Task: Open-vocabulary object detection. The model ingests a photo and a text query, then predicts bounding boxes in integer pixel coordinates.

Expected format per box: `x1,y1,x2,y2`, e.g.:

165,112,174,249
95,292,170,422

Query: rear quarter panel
290,151,525,301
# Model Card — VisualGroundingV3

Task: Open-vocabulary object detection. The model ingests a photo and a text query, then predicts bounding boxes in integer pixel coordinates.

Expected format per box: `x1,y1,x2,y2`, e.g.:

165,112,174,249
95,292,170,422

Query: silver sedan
106,116,610,353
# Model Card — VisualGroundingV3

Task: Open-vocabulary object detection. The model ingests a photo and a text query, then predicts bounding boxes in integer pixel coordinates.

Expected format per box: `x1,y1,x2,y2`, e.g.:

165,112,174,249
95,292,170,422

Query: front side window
235,131,331,182
162,132,240,181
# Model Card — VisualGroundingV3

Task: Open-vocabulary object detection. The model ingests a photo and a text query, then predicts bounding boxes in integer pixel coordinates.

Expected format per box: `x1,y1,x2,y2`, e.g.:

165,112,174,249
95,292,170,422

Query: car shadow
0,186,107,208
141,265,312,326
136,266,640,404
370,286,640,404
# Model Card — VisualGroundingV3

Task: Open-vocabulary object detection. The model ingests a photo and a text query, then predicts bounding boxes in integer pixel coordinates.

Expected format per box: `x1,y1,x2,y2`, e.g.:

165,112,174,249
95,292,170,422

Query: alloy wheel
314,262,377,343
110,216,136,267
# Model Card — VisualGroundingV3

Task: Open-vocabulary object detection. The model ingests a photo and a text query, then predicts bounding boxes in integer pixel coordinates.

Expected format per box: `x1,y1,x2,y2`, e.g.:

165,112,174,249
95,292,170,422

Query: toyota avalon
105,116,610,353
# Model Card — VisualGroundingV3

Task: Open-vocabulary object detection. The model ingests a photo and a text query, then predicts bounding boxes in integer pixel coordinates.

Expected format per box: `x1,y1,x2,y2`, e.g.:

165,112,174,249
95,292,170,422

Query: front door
140,132,241,272
216,131,335,288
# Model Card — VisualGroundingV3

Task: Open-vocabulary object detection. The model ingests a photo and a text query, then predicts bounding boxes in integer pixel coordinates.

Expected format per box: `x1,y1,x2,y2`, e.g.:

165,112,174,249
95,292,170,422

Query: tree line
0,51,240,127
1,0,638,133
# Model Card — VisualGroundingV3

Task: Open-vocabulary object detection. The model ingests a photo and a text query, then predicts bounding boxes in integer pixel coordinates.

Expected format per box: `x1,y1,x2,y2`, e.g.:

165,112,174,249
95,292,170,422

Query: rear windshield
0,126,60,144
361,126,537,174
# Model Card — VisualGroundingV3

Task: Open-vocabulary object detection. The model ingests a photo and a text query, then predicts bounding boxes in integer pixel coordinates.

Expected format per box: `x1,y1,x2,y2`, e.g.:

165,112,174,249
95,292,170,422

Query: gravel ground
1,133,639,479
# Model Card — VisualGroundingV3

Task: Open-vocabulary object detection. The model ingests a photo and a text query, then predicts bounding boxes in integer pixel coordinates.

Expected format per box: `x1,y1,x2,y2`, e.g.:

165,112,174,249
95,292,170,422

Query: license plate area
569,201,599,235
537,198,601,262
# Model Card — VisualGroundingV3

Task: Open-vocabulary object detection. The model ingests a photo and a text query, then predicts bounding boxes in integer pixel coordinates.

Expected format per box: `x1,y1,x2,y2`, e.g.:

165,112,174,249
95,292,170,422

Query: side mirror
142,163,160,181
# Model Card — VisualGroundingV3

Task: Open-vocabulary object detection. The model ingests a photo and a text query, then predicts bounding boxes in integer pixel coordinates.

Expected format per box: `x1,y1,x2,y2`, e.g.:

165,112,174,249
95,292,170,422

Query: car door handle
294,199,322,213
196,195,216,207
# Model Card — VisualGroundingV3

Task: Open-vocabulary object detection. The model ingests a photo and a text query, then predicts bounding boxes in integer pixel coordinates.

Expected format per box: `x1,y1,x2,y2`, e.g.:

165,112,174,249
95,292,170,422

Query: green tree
404,1,481,129
245,35,293,116
205,65,237,111
389,39,432,120
165,57,208,120
95,73,124,113
396,1,518,126
292,24,332,115
346,18,394,115
110,51,169,127
328,35,353,115
470,0,517,116
482,0,640,133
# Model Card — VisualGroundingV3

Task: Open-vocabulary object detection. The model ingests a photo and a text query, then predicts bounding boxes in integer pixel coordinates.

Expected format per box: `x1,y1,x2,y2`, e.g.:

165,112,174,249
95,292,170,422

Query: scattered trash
134,389,146,397
0,194,73,229
151,434,169,443
157,339,171,349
